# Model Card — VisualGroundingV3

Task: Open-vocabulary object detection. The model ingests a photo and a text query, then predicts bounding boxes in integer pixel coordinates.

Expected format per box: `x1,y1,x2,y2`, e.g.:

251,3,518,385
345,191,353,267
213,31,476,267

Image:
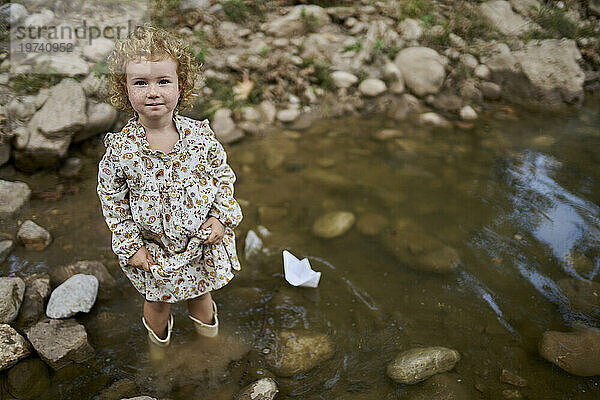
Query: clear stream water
1,98,599,399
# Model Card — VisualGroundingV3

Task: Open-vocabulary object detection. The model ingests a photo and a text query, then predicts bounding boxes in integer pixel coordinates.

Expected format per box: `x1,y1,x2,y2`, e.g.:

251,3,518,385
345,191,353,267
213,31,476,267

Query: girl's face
124,57,181,123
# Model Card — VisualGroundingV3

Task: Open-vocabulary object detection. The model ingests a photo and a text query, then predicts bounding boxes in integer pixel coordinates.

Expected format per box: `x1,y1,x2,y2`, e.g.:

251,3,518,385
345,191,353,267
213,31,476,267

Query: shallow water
1,99,600,399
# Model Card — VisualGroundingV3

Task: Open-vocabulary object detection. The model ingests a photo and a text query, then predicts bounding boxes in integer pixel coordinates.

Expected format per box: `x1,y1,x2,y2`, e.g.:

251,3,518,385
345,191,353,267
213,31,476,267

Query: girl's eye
133,81,146,86
159,79,170,84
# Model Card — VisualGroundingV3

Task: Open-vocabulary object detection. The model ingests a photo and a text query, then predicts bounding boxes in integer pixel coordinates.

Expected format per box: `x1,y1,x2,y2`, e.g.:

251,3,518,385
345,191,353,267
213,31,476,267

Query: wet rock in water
26,318,94,370
120,397,157,400
0,277,25,323
0,180,31,218
387,347,460,384
266,330,335,377
460,106,478,121
359,78,387,97
0,240,14,263
245,230,263,260
312,211,356,239
17,220,52,251
500,369,527,387
419,112,451,129
372,129,404,141
539,328,600,376
234,378,278,400
356,213,389,236
272,287,308,329
410,372,473,400
331,71,358,88
15,274,51,328
6,358,50,400
276,108,300,123
98,378,138,400
46,274,98,318
557,279,600,318
0,324,31,370
51,260,115,300
395,47,446,97
382,225,460,273
502,389,523,399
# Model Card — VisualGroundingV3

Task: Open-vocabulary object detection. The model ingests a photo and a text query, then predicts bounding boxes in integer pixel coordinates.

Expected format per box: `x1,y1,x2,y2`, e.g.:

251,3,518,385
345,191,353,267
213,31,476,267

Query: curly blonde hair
106,24,201,113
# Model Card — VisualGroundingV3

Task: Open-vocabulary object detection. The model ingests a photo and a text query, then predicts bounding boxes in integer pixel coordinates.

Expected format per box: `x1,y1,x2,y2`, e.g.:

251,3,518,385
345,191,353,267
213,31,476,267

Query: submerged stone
234,378,278,400
387,347,460,384
266,330,335,377
6,358,50,400
539,328,600,376
312,211,356,239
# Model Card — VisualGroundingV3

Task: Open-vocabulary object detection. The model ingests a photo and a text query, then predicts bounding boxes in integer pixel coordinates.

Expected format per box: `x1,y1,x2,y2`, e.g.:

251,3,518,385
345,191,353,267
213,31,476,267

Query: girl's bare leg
143,300,171,339
187,292,215,324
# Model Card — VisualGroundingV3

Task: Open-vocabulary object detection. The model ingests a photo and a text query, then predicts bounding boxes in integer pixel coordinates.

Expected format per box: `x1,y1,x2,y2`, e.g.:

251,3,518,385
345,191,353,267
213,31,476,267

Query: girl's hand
201,217,225,244
128,246,155,272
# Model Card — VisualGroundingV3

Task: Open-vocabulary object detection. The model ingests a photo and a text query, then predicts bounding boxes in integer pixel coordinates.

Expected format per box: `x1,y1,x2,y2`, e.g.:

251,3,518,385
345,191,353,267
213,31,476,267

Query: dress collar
127,110,187,155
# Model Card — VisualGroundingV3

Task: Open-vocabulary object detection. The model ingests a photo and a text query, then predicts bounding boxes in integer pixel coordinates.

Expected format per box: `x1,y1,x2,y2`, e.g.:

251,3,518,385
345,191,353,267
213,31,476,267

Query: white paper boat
283,250,321,288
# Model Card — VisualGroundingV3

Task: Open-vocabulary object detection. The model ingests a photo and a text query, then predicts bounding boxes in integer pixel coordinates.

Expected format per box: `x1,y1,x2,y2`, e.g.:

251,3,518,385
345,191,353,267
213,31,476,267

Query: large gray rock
399,18,423,41
17,220,52,251
478,0,535,36
13,122,71,171
73,100,118,143
262,5,331,37
6,358,50,400
234,378,278,400
46,274,98,318
382,224,460,273
0,277,26,324
33,78,87,138
0,324,31,371
484,39,584,108
387,347,461,384
395,47,446,97
81,72,109,99
15,274,51,328
0,180,31,218
312,211,355,239
26,318,95,370
266,330,335,377
51,260,115,300
539,328,600,376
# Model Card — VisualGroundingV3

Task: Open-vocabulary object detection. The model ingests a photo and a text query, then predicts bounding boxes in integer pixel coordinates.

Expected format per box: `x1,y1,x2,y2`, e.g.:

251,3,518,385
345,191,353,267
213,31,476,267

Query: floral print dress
97,111,242,302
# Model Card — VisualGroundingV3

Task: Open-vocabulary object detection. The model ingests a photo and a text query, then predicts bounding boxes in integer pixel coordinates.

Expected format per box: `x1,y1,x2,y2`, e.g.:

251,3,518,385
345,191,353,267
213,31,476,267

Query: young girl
97,25,242,348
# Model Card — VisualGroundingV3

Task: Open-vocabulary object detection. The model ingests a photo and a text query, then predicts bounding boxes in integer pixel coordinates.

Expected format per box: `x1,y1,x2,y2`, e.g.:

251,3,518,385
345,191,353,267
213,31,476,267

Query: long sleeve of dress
97,139,144,262
205,131,243,229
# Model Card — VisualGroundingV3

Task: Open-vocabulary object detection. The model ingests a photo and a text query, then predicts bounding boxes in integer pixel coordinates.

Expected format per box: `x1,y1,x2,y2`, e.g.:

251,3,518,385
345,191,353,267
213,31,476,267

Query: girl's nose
147,83,159,97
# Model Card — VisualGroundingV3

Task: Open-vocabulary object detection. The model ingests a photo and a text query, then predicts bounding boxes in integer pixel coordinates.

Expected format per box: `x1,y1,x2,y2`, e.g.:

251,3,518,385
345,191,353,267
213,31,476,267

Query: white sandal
142,314,173,347
189,301,218,338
